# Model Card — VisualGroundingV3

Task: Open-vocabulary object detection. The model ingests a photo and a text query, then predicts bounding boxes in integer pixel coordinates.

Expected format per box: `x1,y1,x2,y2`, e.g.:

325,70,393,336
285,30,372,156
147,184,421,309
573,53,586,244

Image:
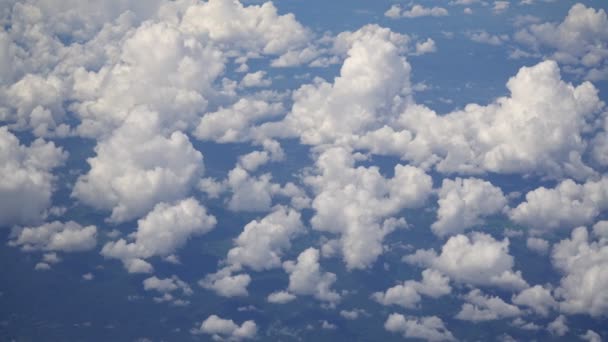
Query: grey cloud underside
1,0,608,341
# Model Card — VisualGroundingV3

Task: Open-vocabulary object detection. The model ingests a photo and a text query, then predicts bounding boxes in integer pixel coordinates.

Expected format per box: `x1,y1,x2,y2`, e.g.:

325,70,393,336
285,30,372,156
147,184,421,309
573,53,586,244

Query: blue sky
1,0,608,341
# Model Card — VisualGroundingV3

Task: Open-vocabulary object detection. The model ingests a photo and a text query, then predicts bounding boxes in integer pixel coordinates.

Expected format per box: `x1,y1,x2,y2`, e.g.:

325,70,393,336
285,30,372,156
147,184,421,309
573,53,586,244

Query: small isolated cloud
385,4,449,19
373,269,451,308
467,30,509,45
10,221,97,253
455,289,521,322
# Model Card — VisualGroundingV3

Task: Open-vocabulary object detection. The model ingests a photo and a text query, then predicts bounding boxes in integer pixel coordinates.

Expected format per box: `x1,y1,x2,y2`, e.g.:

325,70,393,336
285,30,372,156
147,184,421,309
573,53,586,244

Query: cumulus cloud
510,177,608,233
267,291,296,304
512,285,557,316
101,197,216,272
405,232,528,290
195,315,257,341
200,267,252,298
581,330,603,342
9,221,97,252
373,269,451,308
281,248,340,304
306,147,432,269
515,3,608,80
73,109,205,223
432,178,507,237
455,289,521,322
385,314,455,342
526,237,550,255
0,127,67,227
547,314,569,336
227,206,304,271
143,275,192,305
551,226,608,317
385,5,449,19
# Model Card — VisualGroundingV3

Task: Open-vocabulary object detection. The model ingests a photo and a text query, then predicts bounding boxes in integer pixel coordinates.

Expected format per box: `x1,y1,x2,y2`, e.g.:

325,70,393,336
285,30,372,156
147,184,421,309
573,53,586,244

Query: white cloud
339,309,367,320
415,38,437,55
432,178,507,237
581,330,602,342
467,30,509,45
143,275,192,305
385,5,449,19
547,315,569,336
195,315,257,341
552,226,608,317
526,237,550,255
9,221,97,252
373,269,451,308
385,314,455,342
455,289,521,322
406,233,528,290
515,3,608,80
510,177,608,233
267,291,296,304
200,266,251,298
493,1,510,14
0,127,67,227
227,206,304,271
101,197,216,272
512,285,557,316
306,147,432,269
73,109,205,223
282,248,340,304
240,71,271,88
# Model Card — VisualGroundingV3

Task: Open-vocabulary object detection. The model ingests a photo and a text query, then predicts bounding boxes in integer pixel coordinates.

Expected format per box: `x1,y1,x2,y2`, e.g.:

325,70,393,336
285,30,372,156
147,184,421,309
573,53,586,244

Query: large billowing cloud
406,232,528,290
551,225,608,317
515,3,608,81
0,127,67,227
307,147,432,269
101,197,216,273
432,178,507,237
72,109,205,223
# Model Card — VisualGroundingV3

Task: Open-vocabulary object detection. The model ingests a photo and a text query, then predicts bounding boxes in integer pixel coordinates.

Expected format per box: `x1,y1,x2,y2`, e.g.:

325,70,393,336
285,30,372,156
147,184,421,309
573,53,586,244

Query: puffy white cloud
9,221,97,252
515,3,608,80
227,206,304,271
415,38,437,55
200,266,251,298
432,178,507,237
339,309,367,320
385,5,449,19
512,285,557,316
73,109,205,223
406,233,528,290
282,248,340,304
143,275,192,305
581,330,603,342
0,127,66,227
551,226,608,317
467,30,509,45
547,314,569,336
493,1,509,14
306,147,432,269
455,289,521,322
526,237,550,255
385,314,455,342
267,291,296,304
240,71,271,88
373,269,451,308
195,98,283,143
101,198,216,272
510,177,608,232
195,315,257,341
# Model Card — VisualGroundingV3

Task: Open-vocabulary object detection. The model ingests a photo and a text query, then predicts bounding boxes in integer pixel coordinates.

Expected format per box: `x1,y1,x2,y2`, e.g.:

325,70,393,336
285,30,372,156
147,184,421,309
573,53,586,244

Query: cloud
415,38,437,55
512,285,557,316
385,5,449,19
101,197,216,272
551,226,608,317
493,1,510,14
526,237,550,255
373,269,451,308
143,275,192,305
547,315,568,336
432,178,507,237
0,127,67,227
385,314,455,342
9,221,97,252
195,315,257,341
282,248,340,304
306,147,432,269
267,291,296,304
467,30,509,45
406,232,528,290
455,289,521,322
200,267,251,298
510,177,608,233
227,206,304,271
581,330,602,342
515,3,608,80
73,109,205,223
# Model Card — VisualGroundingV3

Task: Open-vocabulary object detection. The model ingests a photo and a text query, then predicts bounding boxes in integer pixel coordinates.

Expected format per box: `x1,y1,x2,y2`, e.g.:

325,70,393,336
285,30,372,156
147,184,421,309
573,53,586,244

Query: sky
1,0,608,341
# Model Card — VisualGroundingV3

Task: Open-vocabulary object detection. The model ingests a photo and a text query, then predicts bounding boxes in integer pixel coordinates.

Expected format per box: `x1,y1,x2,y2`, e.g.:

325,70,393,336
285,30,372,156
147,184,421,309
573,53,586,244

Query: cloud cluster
195,315,257,341
9,220,97,252
0,127,67,227
373,269,451,308
385,314,455,342
455,289,521,322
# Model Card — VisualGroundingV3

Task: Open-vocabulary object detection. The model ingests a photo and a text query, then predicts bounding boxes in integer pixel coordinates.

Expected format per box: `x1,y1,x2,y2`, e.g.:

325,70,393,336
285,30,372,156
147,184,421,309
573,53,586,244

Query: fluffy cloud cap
282,248,340,304
0,127,66,227
196,315,257,341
